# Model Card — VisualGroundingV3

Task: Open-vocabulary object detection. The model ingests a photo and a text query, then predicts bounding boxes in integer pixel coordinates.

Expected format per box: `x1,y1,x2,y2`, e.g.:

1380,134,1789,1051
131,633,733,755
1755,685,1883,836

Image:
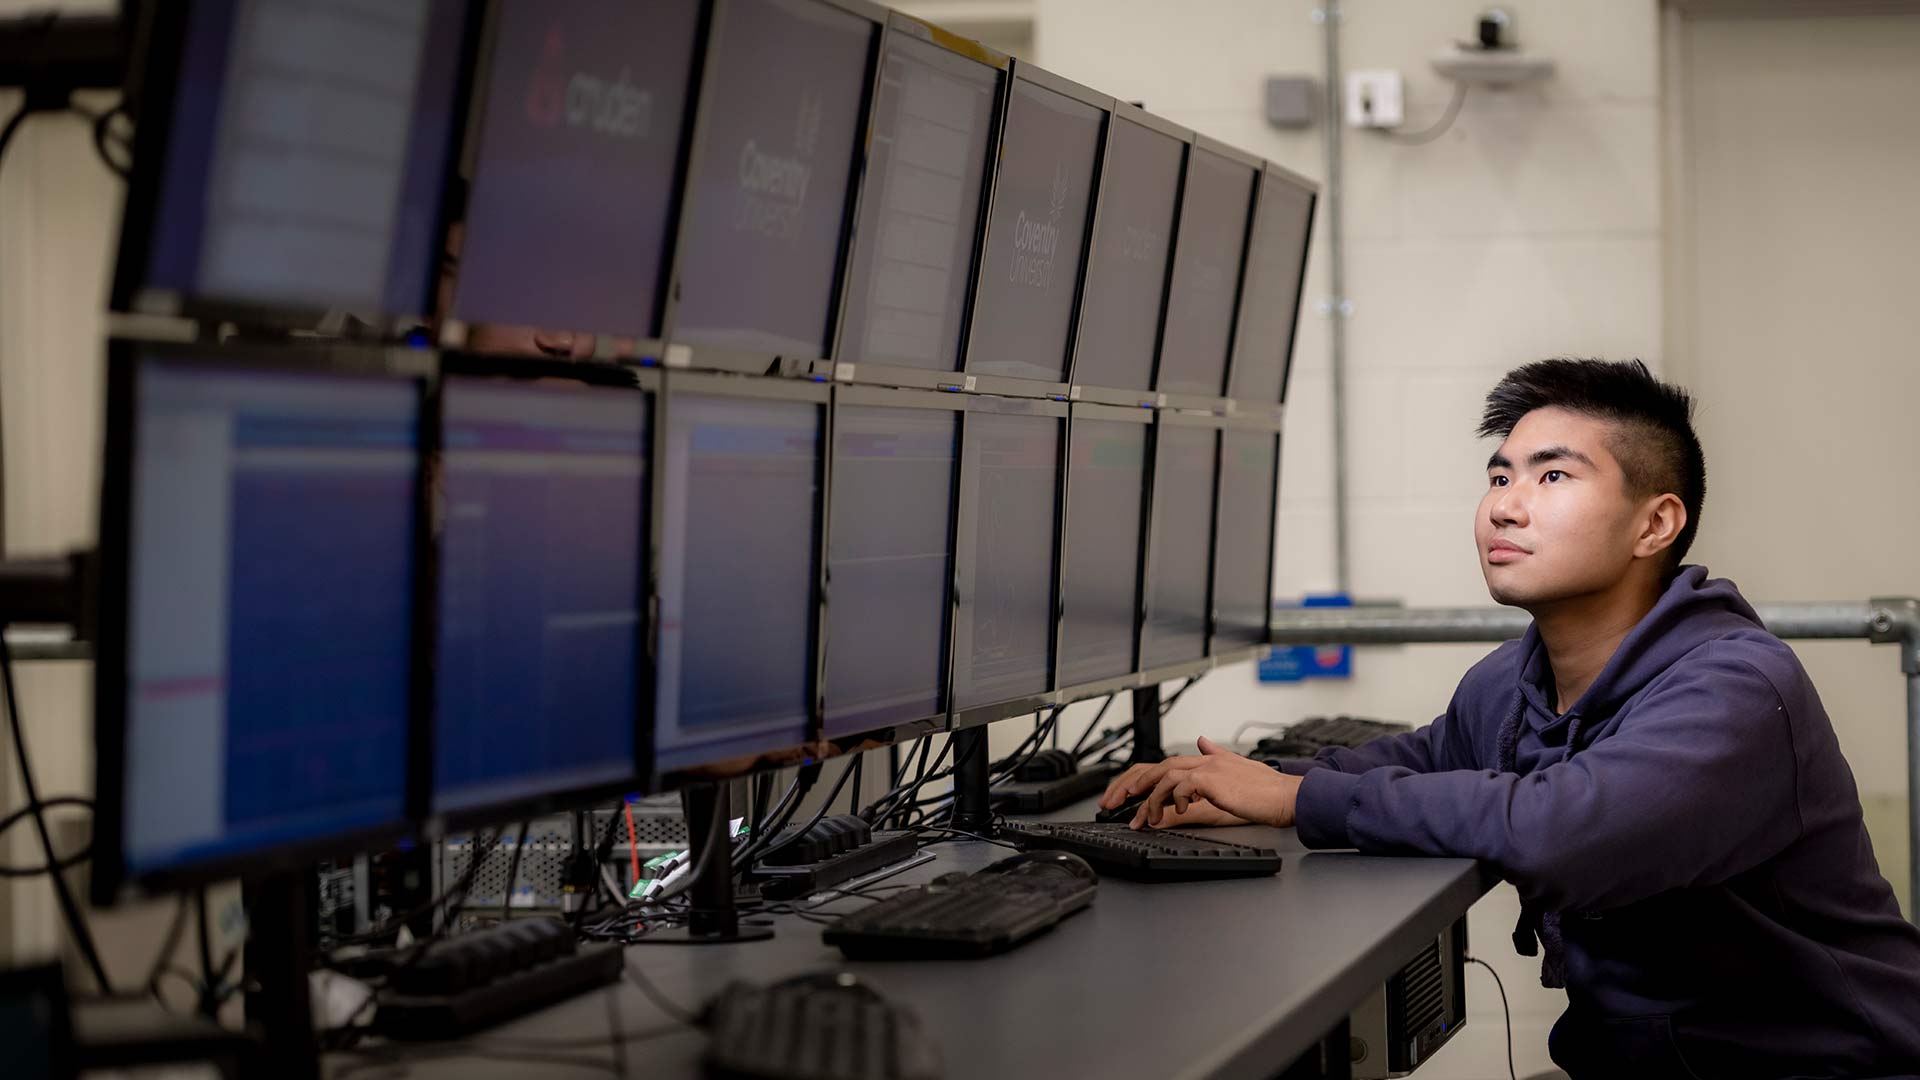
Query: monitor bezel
648,370,833,790
1153,135,1262,413
108,1,485,339
425,354,658,835
1065,102,1192,410
1265,162,1320,410
818,14,1010,395
655,0,890,380
1051,401,1155,703
947,393,1070,733
92,336,437,907
818,384,968,754
956,60,1113,402
1207,412,1285,668
438,0,715,363
1136,409,1224,685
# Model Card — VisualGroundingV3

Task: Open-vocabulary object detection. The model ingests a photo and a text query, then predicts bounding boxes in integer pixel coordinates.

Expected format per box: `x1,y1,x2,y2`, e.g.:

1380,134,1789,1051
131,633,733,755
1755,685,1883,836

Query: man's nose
1489,485,1527,527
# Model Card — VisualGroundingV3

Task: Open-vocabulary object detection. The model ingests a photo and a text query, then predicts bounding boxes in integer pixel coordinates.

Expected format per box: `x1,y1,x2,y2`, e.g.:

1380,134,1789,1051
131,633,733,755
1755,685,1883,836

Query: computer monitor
1225,165,1316,407
950,397,1066,725
1056,405,1151,693
962,64,1107,393
1154,141,1259,401
653,375,827,777
832,18,1003,384
1067,107,1187,399
450,0,704,345
665,0,883,362
94,342,428,903
1211,424,1281,655
430,360,651,822
821,388,962,740
1140,416,1219,672
114,0,476,329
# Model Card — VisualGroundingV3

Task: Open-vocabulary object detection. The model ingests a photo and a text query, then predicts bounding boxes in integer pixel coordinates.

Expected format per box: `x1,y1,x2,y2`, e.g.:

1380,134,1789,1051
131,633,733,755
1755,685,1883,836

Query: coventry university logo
734,89,820,240
1009,156,1068,289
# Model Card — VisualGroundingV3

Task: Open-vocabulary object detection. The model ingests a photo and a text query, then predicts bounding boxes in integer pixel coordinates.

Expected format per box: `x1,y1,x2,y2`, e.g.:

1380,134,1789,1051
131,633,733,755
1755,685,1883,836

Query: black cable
193,890,219,1018
0,795,91,875
859,735,942,826
750,756,861,867
1466,955,1516,1080
848,752,863,814
330,828,503,950
500,820,530,922
1159,675,1202,717
0,637,111,993
144,893,189,1001
731,770,810,871
1070,696,1118,758
622,959,699,1027
88,101,130,178
0,107,30,176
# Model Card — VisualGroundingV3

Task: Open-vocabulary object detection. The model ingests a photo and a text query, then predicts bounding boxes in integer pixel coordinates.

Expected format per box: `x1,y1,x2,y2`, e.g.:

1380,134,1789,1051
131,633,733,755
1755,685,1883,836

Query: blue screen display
432,376,648,814
123,360,420,875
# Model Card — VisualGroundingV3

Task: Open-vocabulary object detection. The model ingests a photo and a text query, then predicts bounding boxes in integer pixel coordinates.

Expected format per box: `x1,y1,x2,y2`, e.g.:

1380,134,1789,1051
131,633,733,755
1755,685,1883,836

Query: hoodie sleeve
1294,652,1804,913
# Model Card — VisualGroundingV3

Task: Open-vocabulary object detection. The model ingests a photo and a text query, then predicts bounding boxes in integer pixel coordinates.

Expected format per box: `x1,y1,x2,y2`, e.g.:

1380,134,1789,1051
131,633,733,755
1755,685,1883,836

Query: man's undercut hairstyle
1478,358,1707,570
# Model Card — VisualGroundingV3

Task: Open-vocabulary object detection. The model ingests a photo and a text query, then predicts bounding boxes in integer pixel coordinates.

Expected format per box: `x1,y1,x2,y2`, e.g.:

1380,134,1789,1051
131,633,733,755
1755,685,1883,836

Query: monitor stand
631,783,772,945
244,868,320,1080
1129,683,1166,764
949,727,994,836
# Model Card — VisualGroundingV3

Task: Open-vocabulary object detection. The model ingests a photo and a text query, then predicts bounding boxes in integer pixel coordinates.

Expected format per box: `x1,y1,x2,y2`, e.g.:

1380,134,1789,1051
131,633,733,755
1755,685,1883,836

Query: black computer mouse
982,849,1097,883
1094,793,1150,824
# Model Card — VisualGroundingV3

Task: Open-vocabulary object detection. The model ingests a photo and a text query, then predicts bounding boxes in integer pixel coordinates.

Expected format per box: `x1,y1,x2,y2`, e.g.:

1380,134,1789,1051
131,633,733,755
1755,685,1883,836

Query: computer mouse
1013,748,1078,783
1094,793,1150,824
982,850,1098,883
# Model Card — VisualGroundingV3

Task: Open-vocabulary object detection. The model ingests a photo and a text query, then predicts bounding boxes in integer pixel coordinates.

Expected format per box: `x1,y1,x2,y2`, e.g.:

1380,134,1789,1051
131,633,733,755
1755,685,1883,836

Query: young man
1102,359,1920,1078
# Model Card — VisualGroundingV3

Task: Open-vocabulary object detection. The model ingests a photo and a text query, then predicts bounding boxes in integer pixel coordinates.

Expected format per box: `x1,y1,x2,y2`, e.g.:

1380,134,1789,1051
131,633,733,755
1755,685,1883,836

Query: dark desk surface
328,816,1494,1080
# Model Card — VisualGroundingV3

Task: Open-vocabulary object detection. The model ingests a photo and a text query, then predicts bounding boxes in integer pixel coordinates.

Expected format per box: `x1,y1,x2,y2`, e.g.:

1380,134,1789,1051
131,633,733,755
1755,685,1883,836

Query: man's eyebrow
1486,451,1511,471
1526,445,1597,469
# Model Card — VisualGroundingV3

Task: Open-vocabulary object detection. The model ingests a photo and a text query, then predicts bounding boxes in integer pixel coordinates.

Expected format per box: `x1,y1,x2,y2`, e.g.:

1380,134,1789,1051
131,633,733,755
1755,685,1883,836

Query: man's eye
1543,470,1566,483
1489,475,1509,487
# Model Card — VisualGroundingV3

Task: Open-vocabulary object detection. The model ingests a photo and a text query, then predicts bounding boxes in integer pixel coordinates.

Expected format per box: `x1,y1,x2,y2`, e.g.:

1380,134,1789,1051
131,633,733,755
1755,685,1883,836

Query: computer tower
433,798,689,927
1349,915,1468,1078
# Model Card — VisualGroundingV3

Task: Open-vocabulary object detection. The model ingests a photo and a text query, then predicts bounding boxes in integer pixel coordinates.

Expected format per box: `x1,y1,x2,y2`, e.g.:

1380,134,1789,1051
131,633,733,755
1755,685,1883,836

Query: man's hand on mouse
1097,737,1303,831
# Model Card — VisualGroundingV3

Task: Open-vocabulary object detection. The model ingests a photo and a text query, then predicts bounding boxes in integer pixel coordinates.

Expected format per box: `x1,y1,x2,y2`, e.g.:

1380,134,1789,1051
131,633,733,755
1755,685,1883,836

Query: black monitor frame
1152,134,1262,414
1207,412,1284,668
108,1,485,339
92,337,437,906
818,384,966,754
1222,160,1318,420
648,370,832,790
947,393,1069,732
1136,409,1222,686
655,0,889,381
817,13,1010,394
436,1,714,365
425,354,658,835
957,61,1112,403
1066,103,1192,410
1050,401,1153,703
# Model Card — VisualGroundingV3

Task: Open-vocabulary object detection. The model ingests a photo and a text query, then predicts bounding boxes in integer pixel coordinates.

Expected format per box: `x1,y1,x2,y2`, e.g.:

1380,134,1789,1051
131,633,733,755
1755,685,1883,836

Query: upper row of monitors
95,341,1282,898
111,0,1317,411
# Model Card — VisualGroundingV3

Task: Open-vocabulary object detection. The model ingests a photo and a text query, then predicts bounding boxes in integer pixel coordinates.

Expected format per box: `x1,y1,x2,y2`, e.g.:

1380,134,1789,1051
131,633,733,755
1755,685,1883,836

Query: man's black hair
1478,358,1706,569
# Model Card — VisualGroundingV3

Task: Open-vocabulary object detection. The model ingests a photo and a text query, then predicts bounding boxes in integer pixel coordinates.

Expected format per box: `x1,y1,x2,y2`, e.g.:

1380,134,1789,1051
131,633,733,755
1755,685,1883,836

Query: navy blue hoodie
1284,567,1920,1078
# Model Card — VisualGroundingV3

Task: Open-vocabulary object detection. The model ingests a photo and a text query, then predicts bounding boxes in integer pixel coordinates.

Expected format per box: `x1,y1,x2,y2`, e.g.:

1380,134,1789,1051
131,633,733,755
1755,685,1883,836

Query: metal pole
1908,671,1919,919
1317,2,1351,594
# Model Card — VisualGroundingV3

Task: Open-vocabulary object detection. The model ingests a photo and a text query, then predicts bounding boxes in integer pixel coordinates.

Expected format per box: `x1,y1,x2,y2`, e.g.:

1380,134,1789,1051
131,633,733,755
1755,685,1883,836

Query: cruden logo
522,25,652,139
734,90,821,240
1008,157,1069,289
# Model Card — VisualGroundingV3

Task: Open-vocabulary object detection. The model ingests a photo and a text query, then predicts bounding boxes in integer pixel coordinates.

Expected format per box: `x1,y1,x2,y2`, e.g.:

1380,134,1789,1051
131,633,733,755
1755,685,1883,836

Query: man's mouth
1487,539,1531,564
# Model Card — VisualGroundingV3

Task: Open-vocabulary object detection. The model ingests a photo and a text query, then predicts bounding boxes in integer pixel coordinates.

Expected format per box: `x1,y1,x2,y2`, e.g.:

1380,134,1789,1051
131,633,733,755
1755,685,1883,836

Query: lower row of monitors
100,344,1277,897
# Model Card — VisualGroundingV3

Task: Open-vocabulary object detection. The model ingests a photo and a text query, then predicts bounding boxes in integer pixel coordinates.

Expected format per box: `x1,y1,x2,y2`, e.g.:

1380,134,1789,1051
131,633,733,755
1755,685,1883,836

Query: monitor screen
823,403,958,736
1058,415,1147,688
122,361,419,878
1069,117,1183,393
835,32,999,374
136,0,470,319
1212,429,1278,652
1141,422,1216,669
432,375,648,815
952,408,1061,711
669,0,877,357
655,393,821,771
1227,173,1314,405
453,0,702,339
1155,149,1256,397
964,79,1103,383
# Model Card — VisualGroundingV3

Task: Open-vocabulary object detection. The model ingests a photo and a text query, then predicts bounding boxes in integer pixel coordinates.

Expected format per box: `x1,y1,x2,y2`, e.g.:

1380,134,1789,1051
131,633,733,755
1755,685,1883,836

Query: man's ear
1634,493,1687,560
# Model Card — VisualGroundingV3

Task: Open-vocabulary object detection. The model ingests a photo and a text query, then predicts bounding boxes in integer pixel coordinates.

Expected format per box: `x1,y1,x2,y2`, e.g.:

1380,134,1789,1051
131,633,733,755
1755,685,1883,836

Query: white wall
1032,2,1662,1074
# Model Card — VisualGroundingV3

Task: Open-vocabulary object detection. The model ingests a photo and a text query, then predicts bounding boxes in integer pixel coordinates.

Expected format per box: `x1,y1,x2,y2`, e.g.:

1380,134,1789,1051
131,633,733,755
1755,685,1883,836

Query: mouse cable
1464,955,1516,1080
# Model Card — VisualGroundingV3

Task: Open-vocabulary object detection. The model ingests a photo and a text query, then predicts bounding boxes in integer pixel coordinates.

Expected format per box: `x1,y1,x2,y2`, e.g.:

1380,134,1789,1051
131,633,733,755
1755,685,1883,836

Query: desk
329,821,1494,1080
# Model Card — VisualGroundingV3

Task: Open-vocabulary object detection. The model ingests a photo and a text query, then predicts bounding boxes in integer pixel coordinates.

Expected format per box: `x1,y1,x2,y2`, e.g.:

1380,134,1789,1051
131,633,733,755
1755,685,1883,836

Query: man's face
1476,407,1646,609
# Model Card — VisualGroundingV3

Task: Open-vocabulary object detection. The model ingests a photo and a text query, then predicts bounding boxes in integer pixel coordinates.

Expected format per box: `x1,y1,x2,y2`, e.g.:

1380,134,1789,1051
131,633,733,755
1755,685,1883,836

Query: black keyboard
706,973,939,1080
373,918,623,1040
1003,822,1285,881
1253,715,1411,758
822,853,1097,960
